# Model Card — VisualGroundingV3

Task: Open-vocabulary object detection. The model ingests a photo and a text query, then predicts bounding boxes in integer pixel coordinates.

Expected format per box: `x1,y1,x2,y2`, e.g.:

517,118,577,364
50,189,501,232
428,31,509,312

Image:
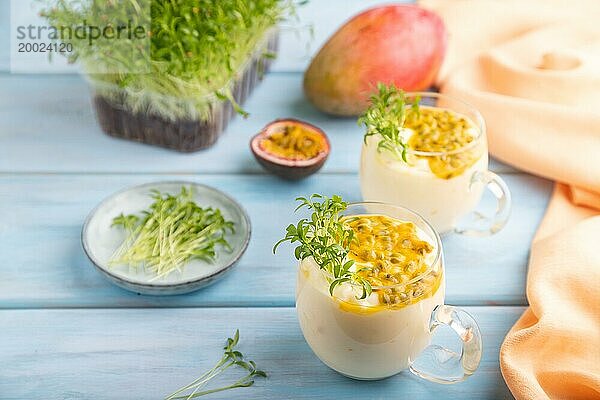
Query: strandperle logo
15,19,148,46
10,0,151,74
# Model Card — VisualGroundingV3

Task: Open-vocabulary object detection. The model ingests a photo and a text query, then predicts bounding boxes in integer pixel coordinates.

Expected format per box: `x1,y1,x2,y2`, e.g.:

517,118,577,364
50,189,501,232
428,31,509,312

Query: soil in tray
94,96,225,152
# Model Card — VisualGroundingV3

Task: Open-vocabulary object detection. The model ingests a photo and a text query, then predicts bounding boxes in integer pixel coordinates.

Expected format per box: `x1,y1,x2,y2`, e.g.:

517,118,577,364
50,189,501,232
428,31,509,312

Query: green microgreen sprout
165,330,267,400
273,194,372,299
110,186,235,280
41,0,297,121
358,83,421,162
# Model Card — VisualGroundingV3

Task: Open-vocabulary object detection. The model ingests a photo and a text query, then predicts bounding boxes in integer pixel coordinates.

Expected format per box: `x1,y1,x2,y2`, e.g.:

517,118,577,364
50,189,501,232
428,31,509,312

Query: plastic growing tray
91,29,279,152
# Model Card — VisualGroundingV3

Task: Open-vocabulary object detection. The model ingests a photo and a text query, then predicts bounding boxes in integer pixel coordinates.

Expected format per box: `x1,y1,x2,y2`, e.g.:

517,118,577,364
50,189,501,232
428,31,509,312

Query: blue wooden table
0,1,552,398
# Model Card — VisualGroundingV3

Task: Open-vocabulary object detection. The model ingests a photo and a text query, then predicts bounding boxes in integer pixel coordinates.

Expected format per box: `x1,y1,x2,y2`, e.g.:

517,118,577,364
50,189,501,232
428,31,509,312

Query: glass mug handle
455,170,512,237
410,305,483,384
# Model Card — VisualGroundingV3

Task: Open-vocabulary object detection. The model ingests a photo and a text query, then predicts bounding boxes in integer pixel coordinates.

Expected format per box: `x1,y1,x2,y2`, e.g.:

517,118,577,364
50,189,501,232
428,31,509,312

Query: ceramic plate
82,181,251,295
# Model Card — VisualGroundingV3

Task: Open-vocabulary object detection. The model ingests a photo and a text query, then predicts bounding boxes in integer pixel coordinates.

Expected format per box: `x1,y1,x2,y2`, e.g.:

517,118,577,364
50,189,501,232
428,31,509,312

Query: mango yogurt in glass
281,199,482,382
360,92,511,236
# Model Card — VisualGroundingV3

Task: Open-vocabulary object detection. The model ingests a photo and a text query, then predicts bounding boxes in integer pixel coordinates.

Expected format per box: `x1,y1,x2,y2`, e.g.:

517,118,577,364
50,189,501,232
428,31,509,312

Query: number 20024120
18,42,73,53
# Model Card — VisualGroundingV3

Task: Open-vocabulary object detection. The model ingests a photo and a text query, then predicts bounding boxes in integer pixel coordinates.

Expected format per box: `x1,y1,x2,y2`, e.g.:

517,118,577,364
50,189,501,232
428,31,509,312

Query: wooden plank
0,306,520,399
0,72,518,175
0,173,551,309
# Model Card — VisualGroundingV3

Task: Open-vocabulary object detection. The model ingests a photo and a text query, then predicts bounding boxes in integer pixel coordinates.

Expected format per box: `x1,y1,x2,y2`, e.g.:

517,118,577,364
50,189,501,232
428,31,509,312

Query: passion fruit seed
261,124,324,160
342,215,441,307
250,119,330,180
405,107,481,179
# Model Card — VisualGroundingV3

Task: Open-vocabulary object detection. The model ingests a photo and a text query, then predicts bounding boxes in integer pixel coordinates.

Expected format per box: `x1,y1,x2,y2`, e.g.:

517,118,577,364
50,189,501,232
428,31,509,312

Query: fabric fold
501,185,600,400
419,1,600,398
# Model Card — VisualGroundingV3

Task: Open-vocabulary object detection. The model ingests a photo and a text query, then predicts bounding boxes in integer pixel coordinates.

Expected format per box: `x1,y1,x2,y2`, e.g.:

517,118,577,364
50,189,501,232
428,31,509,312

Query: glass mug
295,202,482,382
360,92,511,236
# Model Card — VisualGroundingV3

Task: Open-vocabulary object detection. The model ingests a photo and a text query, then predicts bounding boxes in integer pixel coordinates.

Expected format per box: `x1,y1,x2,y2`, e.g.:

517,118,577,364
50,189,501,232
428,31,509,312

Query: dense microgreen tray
43,0,288,118
42,0,288,150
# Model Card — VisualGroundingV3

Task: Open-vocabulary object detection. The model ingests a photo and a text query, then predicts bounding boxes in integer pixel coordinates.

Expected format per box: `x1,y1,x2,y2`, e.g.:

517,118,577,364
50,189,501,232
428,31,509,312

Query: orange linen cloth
419,1,600,399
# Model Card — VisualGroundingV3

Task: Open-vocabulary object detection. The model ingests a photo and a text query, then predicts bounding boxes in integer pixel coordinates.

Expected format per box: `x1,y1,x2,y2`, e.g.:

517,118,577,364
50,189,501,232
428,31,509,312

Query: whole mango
304,4,447,116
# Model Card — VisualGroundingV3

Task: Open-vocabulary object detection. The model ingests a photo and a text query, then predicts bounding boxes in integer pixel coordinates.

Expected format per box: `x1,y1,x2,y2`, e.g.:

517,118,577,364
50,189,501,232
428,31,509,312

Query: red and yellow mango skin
304,5,447,116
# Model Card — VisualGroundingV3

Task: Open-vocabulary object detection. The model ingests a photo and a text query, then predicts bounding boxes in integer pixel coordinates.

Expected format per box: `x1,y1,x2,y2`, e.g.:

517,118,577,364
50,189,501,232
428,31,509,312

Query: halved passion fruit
250,118,330,180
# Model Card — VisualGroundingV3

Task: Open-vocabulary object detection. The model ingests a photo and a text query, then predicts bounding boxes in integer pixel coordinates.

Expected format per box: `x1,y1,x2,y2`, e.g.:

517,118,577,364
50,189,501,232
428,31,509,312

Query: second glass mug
295,202,482,382
360,92,511,236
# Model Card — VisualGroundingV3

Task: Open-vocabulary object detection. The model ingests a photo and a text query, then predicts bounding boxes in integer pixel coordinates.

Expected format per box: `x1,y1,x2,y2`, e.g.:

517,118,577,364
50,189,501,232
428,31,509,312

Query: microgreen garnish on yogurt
359,83,420,162
110,186,234,280
165,330,266,399
273,194,372,299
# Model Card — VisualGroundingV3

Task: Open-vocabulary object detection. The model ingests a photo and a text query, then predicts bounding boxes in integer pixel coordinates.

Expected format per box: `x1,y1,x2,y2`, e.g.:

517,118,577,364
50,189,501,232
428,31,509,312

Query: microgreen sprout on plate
110,186,235,280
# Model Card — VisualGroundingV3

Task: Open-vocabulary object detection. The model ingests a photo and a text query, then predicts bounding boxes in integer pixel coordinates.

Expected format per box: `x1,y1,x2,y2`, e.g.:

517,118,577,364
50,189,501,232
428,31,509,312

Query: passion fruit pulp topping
404,106,482,179
338,215,442,314
251,119,330,180
260,124,327,161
